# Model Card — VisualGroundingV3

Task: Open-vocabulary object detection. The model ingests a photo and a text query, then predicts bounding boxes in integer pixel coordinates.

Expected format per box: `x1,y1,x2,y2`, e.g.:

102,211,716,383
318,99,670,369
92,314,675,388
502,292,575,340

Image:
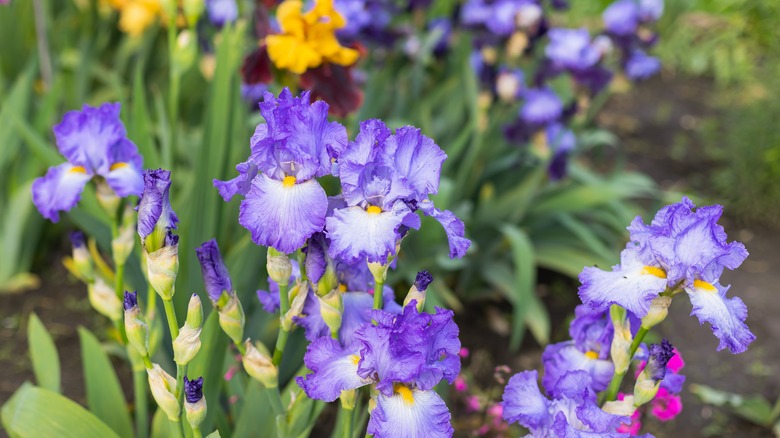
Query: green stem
338,405,354,438
192,428,203,438
168,420,184,438
146,284,157,321
372,280,384,310
163,299,180,339
603,327,650,402
115,262,125,300
133,369,149,438
272,283,290,366
265,386,285,417
234,340,247,356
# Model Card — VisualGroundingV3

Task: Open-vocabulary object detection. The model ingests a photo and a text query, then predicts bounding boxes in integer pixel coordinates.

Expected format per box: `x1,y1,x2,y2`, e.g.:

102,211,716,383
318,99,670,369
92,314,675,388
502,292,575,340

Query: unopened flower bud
124,291,150,357
173,30,197,74
318,290,343,335
184,376,207,429
367,261,389,284
609,305,632,375
404,270,433,312
146,241,179,300
182,0,204,26
137,169,179,254
243,340,278,388
316,262,338,296
282,283,308,331
634,339,674,406
218,293,245,345
187,294,203,329
196,239,233,305
340,389,357,410
267,248,292,286
95,179,121,217
641,296,672,329
602,395,636,416
88,277,122,321
112,205,136,266
496,70,524,102
173,323,202,365
70,231,93,282
147,363,180,421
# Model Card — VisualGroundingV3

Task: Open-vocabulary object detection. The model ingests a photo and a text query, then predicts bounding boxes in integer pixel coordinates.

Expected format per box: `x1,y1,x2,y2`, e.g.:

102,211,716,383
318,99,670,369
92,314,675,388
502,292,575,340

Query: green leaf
1,384,120,438
27,313,60,393
691,384,775,427
150,409,168,438
78,327,134,438
535,243,612,278
232,381,274,438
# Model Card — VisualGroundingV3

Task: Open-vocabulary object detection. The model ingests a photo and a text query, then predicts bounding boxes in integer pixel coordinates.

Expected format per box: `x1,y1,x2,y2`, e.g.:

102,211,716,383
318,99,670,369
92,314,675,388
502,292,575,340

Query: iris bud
173,324,202,365
282,283,308,331
243,340,278,388
404,271,433,312
147,363,180,421
641,296,672,329
634,340,674,406
367,261,389,284
69,231,93,282
187,294,204,329
602,395,636,417
124,291,150,358
88,277,122,321
318,290,343,335
609,305,632,375
217,292,245,345
184,376,207,429
340,389,357,410
316,262,338,297
146,239,179,300
111,205,136,266
267,248,292,286
182,0,204,27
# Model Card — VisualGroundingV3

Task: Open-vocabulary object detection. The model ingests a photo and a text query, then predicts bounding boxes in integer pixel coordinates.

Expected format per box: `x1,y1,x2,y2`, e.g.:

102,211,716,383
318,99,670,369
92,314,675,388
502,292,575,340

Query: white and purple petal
367,388,453,438
104,159,144,197
391,126,447,200
239,174,327,254
31,163,92,222
295,337,372,402
542,342,614,394
502,370,551,429
326,203,414,265
418,199,471,259
686,281,755,354
213,161,258,202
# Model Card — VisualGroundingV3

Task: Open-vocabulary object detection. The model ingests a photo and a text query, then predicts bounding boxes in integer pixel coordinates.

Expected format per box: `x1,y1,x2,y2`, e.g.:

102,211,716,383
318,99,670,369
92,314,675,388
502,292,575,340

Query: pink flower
459,347,470,358
224,366,237,381
616,393,643,435
454,375,468,392
667,348,685,373
650,387,683,421
487,403,503,419
477,425,490,436
465,395,481,412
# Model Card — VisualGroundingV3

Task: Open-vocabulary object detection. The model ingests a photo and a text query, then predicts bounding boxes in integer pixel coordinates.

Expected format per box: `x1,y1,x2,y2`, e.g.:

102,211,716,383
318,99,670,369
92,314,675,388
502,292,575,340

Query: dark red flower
300,63,364,117
241,44,272,86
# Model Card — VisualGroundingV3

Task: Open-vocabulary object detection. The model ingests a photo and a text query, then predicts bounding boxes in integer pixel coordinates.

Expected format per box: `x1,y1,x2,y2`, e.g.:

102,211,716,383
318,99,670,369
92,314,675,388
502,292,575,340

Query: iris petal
367,389,454,438
296,337,371,402
686,281,755,354
32,163,92,222
326,204,412,264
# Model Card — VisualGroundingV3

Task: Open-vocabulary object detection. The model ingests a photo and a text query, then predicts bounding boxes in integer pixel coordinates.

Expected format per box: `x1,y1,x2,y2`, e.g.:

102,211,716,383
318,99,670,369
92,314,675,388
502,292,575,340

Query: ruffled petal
326,203,411,264
32,163,92,222
502,370,550,429
367,388,454,438
392,126,447,199
686,281,755,354
214,161,259,202
296,337,372,402
542,342,614,394
578,246,667,317
418,199,471,259
104,160,144,197
239,174,327,253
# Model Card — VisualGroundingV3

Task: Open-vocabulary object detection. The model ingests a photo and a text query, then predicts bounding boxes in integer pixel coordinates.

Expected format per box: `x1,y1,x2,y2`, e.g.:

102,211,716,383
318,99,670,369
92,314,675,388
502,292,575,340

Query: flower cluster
216,88,469,262
579,197,754,353
297,301,460,437
500,198,751,436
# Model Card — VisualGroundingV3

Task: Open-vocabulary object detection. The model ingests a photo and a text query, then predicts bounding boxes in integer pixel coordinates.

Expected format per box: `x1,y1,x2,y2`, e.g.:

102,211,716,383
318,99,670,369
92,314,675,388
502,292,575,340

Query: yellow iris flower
266,0,360,74
105,0,162,37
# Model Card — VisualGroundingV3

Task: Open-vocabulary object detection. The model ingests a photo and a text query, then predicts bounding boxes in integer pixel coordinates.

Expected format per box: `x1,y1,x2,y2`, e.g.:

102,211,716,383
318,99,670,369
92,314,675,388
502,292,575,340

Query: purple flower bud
647,339,674,381
124,291,139,311
414,271,433,292
196,239,233,304
70,231,86,249
137,169,179,251
183,376,204,404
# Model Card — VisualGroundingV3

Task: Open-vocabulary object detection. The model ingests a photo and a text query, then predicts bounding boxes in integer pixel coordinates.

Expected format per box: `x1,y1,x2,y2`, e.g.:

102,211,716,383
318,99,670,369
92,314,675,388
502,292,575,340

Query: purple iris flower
183,376,204,403
334,0,392,42
579,197,754,353
429,18,453,55
296,302,460,437
215,89,348,254
603,0,639,36
70,231,86,249
625,49,661,80
519,88,563,124
639,0,664,22
32,103,143,222
137,169,179,249
195,239,233,304
206,0,237,27
646,339,674,381
542,305,614,393
462,0,541,37
545,28,601,71
503,370,630,436
326,119,470,264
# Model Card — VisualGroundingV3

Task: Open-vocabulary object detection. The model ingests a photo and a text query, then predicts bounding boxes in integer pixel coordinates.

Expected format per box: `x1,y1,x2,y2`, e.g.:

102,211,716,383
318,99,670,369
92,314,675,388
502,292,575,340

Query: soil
1,74,777,438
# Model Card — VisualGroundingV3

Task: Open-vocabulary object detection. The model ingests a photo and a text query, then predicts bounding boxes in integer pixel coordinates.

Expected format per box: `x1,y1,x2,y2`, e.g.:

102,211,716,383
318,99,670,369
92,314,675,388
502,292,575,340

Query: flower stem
272,283,290,366
192,428,203,438
603,327,650,402
115,262,125,300
133,369,149,438
163,298,180,340
372,280,384,310
266,386,285,417
168,420,183,438
337,404,354,438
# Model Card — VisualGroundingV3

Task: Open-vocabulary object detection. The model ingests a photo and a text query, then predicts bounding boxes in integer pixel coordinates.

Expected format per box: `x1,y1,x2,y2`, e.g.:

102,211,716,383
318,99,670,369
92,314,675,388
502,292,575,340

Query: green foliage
27,313,61,393
692,383,780,431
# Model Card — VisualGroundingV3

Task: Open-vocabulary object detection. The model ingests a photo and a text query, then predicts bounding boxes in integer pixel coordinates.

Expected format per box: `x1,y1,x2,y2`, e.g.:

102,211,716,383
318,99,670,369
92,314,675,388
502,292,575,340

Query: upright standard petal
295,336,372,402
686,281,755,354
391,127,446,200
239,174,328,254
32,163,92,222
53,102,130,174
578,246,667,317
326,204,413,264
367,388,454,438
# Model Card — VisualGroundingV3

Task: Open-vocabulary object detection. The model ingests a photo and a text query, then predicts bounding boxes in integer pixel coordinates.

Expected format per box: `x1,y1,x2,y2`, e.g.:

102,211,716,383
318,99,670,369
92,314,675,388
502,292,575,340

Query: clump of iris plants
500,197,754,436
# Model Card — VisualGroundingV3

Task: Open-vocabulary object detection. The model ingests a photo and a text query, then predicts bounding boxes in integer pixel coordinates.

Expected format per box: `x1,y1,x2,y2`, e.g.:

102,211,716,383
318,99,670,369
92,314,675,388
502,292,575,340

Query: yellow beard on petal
693,279,717,292
282,175,297,188
641,266,667,279
110,162,129,171
393,383,415,406
366,205,382,215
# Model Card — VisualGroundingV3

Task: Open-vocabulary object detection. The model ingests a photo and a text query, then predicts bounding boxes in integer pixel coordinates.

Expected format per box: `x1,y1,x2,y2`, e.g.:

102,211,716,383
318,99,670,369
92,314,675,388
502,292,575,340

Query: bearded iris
579,197,754,353
297,302,460,437
215,89,347,254
326,119,470,264
32,102,144,222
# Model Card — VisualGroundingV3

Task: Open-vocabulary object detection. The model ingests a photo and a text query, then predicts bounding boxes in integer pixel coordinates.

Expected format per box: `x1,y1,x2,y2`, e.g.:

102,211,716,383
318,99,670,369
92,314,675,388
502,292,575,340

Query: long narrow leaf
27,313,60,393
